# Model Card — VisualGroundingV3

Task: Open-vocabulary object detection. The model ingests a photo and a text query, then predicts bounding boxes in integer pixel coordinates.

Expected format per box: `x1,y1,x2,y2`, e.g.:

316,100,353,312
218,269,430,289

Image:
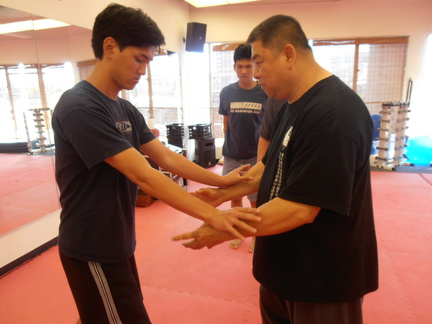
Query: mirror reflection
0,5,92,235
0,5,182,237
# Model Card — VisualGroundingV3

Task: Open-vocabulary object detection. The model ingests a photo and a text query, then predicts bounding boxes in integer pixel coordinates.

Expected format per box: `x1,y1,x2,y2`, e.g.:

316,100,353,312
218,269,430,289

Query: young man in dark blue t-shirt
52,4,260,323
219,43,267,251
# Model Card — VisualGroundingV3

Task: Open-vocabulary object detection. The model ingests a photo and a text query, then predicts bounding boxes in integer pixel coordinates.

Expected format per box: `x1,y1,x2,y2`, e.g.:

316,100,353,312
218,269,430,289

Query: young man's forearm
218,160,263,201
141,140,250,188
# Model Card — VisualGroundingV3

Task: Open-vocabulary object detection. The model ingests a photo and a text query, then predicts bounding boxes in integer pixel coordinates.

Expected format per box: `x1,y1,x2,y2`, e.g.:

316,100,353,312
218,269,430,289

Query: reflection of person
52,4,259,324
219,43,267,250
174,15,378,323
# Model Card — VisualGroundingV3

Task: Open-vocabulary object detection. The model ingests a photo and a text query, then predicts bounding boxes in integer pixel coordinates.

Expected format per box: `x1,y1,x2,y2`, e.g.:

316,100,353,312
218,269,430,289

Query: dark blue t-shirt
52,81,155,262
219,82,267,159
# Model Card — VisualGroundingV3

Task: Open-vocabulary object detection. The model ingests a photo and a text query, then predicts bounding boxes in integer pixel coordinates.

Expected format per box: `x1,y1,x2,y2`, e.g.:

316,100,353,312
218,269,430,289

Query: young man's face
110,44,157,91
234,58,255,85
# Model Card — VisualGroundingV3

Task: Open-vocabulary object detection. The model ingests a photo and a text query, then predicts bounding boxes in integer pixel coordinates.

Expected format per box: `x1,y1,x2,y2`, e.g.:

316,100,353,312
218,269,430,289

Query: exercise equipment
405,136,432,166
187,124,217,168
373,102,411,170
166,123,185,148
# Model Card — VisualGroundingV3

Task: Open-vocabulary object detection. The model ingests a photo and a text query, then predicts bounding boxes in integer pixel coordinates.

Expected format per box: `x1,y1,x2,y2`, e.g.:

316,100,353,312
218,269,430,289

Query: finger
231,208,261,222
182,239,195,247
236,164,251,172
196,188,215,198
192,190,216,205
195,189,221,205
183,240,205,250
225,226,246,240
172,232,194,241
232,207,261,214
232,219,258,235
235,165,253,180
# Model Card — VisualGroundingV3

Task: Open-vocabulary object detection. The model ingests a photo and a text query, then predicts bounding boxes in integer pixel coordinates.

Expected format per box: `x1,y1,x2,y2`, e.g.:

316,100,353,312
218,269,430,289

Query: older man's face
252,40,292,101
251,41,281,99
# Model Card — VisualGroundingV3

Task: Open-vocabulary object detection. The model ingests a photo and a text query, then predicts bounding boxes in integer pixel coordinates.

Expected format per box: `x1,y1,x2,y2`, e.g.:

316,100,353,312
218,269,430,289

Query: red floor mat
0,169,431,323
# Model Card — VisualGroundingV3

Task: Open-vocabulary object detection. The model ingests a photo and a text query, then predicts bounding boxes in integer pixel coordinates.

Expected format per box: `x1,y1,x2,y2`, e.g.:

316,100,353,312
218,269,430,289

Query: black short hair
247,15,311,54
92,3,165,59
233,43,252,63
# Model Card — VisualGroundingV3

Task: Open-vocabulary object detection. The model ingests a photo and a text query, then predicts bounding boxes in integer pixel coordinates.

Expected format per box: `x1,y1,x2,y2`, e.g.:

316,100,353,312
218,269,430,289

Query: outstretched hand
219,164,252,188
172,222,231,250
207,207,260,240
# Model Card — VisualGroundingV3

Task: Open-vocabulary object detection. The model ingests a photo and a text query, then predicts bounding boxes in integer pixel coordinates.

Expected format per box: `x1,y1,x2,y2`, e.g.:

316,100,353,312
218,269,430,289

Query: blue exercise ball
405,136,432,165
370,114,381,155
371,114,381,140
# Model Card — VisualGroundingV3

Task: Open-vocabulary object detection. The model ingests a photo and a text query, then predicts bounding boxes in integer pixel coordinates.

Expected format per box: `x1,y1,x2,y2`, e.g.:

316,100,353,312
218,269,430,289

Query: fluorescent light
185,0,226,7
0,19,69,35
185,0,259,8
228,0,260,3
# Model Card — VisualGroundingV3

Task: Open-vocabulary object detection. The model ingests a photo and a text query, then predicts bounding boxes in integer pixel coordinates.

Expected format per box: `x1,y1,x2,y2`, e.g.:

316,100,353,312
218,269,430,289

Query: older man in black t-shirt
174,15,378,324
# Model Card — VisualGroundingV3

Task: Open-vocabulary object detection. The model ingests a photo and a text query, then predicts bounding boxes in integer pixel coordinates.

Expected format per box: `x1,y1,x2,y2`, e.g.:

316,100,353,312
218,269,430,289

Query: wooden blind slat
313,37,408,47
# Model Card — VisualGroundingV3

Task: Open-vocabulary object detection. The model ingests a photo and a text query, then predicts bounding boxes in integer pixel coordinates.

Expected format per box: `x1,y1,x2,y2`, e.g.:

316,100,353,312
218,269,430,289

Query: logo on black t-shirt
270,126,293,200
116,121,132,134
282,126,292,148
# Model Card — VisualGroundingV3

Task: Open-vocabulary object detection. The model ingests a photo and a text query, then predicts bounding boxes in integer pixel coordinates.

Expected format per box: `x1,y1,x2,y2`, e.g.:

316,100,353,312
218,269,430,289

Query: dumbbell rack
28,108,51,153
375,102,411,170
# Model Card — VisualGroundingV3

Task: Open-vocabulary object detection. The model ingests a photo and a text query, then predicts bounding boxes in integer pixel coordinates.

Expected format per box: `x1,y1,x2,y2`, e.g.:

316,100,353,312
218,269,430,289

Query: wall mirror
0,5,93,237
0,5,183,240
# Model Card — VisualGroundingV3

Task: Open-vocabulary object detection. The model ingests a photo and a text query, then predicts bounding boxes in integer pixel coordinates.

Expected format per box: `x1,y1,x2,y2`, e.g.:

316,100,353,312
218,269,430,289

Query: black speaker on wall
185,22,207,52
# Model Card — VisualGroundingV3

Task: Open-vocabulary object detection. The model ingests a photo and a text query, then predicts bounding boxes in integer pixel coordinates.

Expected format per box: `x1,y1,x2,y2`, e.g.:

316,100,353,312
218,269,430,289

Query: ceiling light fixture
0,18,70,35
185,0,259,8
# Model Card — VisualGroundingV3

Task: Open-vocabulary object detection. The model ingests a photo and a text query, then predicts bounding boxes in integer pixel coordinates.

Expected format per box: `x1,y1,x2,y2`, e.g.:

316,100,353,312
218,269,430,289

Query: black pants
60,252,151,324
260,285,363,324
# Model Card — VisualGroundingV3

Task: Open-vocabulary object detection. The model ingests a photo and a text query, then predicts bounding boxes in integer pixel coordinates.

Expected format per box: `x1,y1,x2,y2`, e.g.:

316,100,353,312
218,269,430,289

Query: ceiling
0,6,89,41
0,5,35,22
254,0,339,3
0,1,340,40
185,0,339,6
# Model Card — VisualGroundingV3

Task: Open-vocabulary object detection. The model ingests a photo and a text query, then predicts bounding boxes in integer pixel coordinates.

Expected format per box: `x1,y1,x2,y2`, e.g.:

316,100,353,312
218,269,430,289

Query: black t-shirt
259,97,287,141
52,81,155,262
253,76,378,302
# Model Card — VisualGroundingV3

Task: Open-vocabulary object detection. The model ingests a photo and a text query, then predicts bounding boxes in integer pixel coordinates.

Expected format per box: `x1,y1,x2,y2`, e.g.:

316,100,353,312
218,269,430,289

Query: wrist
217,175,229,189
217,187,228,204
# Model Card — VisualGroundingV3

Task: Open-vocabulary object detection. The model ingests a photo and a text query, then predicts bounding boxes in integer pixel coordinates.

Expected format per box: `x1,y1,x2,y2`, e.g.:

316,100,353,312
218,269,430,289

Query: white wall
37,30,94,64
189,0,432,137
0,0,191,52
0,31,93,65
